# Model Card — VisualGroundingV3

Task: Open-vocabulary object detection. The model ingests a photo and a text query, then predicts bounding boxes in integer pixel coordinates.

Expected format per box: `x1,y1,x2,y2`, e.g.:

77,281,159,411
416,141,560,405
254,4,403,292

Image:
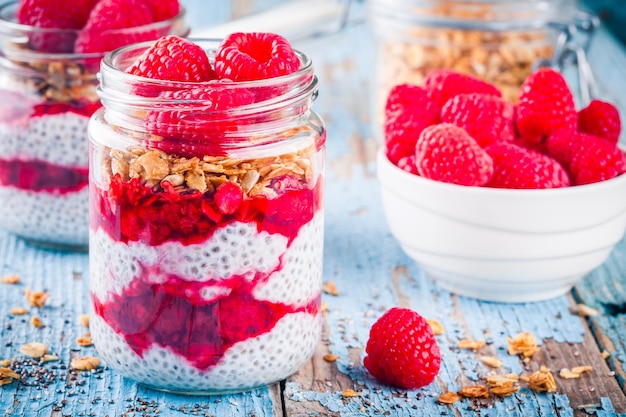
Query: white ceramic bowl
377,148,626,303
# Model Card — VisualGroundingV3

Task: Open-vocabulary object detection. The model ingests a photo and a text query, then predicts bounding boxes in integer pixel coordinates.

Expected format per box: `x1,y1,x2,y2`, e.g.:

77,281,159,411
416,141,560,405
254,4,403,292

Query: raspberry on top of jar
89,34,324,393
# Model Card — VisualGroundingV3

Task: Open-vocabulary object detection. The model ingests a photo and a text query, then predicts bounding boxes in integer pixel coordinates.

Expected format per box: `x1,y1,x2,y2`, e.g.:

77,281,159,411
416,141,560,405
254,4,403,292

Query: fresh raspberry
127,35,215,82
396,155,418,175
424,69,502,113
145,82,255,154
548,132,626,185
214,32,300,81
214,181,243,215
74,0,157,54
16,0,96,52
577,99,621,144
384,84,438,164
485,142,570,189
516,68,577,145
363,307,441,390
16,0,93,29
441,93,515,147
415,123,494,186
145,0,180,21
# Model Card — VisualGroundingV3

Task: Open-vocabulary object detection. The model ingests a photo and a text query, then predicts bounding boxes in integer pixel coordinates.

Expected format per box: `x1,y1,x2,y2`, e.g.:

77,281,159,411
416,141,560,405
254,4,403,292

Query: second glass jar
88,39,325,393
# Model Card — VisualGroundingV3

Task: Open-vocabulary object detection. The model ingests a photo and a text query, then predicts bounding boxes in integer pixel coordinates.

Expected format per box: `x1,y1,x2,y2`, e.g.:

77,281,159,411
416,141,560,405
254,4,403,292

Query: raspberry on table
441,93,515,148
363,307,441,390
485,142,570,189
577,99,621,144
213,32,300,81
516,68,577,145
126,35,215,82
384,84,438,164
424,69,502,113
74,0,156,53
415,123,494,186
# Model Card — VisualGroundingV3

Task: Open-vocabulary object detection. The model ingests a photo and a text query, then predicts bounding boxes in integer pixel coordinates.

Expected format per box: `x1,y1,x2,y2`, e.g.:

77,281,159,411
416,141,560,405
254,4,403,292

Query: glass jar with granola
88,34,325,393
367,0,576,141
0,0,188,250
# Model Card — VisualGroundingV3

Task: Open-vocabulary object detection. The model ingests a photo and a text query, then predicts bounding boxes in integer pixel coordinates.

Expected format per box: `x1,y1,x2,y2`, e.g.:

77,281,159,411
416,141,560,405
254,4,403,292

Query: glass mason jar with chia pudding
88,38,325,393
0,0,188,250
367,0,577,142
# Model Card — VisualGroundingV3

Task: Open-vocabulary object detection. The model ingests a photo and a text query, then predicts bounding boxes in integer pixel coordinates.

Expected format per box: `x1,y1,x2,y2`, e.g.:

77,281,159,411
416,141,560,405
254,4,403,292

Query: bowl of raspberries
377,67,626,303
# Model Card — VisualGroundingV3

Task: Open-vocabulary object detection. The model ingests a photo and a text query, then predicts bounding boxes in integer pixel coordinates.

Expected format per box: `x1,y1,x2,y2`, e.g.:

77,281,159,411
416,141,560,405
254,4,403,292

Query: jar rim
367,0,576,30
0,0,189,59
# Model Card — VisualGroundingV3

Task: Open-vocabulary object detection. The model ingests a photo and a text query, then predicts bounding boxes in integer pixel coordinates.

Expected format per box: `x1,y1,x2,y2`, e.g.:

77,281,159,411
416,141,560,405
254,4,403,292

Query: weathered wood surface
1,1,626,417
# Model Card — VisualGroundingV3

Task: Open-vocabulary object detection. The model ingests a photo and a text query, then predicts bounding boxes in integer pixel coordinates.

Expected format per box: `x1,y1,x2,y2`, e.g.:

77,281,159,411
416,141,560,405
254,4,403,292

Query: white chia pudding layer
0,187,88,247
90,312,321,392
0,111,90,246
90,213,324,306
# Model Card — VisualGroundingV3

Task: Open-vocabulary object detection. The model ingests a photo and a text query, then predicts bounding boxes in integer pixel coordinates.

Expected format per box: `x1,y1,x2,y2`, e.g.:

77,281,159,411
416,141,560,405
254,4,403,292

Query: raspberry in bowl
378,68,626,303
88,34,325,393
0,0,188,249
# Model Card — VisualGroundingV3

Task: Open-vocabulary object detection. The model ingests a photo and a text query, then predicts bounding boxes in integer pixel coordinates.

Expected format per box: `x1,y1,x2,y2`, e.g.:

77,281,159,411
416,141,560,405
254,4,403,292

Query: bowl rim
376,146,626,195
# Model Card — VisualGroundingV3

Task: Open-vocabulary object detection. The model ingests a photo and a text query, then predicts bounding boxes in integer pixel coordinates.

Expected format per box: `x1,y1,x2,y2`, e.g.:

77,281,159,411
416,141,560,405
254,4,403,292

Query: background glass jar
367,0,576,141
88,40,325,394
0,1,188,250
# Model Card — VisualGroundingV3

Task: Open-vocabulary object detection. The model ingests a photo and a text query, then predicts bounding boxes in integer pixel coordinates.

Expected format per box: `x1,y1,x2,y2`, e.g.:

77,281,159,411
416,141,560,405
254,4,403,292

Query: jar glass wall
0,1,188,250
367,0,576,141
88,40,325,394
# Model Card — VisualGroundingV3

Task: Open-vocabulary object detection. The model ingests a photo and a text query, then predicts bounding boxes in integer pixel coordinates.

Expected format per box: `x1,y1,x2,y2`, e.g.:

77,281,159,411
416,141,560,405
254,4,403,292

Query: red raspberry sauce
91,173,323,370
0,159,88,193
93,271,320,370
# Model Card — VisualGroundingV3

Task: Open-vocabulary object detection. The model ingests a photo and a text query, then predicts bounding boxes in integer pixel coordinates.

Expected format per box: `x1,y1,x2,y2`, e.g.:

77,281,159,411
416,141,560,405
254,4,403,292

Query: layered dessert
0,0,186,248
89,34,325,392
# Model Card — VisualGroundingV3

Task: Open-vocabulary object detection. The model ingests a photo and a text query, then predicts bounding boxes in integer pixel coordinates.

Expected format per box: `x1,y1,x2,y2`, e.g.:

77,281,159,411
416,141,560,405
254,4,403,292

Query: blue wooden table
1,1,626,416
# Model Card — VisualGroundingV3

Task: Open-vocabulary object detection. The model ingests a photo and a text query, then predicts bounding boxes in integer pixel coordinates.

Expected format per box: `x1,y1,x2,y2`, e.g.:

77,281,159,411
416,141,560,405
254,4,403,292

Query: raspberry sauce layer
0,159,88,193
92,173,323,246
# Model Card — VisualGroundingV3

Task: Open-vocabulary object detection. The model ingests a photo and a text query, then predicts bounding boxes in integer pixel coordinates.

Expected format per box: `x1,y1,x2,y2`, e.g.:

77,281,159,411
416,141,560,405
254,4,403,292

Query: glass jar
367,0,576,141
0,0,188,250
88,39,325,393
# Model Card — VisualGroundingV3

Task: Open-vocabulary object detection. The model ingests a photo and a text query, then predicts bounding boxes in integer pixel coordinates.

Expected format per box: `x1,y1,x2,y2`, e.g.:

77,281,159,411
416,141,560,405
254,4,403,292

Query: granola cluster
102,135,316,197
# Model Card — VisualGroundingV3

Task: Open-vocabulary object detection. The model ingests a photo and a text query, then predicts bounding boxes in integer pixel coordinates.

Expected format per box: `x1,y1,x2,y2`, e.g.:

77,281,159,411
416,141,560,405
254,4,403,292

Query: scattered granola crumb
528,367,557,393
436,391,461,404
25,289,49,308
507,332,540,358
9,307,29,315
559,368,580,379
459,385,489,398
457,339,486,350
41,354,59,362
490,384,520,397
19,342,48,358
571,365,593,374
321,302,328,313
78,314,90,328
76,333,93,347
71,356,101,371
322,281,339,296
479,355,502,368
427,319,445,335
0,367,20,386
601,350,611,360
569,303,600,317
2,275,20,284
342,388,361,398
486,374,519,387
0,360,9,367
323,354,339,363
30,316,44,328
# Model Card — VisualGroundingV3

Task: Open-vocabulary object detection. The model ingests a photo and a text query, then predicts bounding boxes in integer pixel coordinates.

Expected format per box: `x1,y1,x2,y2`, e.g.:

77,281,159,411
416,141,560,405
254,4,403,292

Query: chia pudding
89,36,325,393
